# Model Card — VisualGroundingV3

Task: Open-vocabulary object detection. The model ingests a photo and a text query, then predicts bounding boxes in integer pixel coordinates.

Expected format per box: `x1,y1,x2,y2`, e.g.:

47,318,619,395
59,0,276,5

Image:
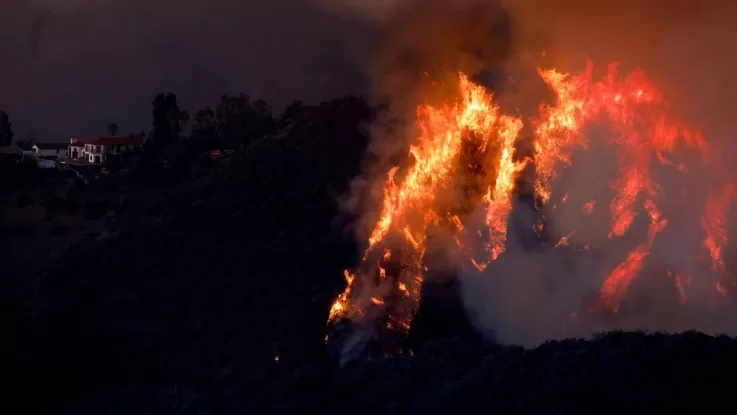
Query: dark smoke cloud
322,0,511,105
0,0,369,141
30,9,52,56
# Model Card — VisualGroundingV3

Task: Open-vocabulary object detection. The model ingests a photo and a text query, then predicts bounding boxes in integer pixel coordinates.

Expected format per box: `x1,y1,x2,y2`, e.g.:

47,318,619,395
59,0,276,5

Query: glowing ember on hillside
327,59,736,358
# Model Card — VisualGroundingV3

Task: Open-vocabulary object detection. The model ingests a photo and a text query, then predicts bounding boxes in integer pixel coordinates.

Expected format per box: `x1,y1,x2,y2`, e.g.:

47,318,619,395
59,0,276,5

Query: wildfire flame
328,73,526,340
327,59,735,355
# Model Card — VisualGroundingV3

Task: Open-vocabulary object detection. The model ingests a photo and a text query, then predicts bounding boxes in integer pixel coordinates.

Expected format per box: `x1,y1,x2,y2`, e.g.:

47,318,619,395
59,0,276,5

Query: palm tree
108,123,119,136
0,111,14,146
167,109,190,141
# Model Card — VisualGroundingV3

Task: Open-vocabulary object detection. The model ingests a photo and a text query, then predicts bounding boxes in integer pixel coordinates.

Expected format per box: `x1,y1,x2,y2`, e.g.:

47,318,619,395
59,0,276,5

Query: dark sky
0,0,370,142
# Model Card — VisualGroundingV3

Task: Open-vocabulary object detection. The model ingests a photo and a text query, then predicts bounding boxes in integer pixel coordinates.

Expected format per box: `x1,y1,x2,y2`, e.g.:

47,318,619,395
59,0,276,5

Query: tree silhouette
252,99,277,138
15,133,36,150
193,106,217,140
108,122,119,136
151,93,184,154
215,94,276,146
279,100,304,128
216,94,253,145
168,109,190,140
0,111,15,147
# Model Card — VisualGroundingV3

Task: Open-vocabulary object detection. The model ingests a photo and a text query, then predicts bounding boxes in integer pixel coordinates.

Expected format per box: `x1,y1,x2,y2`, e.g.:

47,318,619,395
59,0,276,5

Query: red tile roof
69,141,85,147
87,136,145,146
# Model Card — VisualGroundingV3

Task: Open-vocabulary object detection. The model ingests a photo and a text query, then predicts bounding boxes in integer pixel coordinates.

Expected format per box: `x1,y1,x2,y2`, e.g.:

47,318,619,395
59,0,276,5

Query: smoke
460,0,737,346
461,129,737,347
325,0,737,350
504,0,737,138
1,0,369,140
30,10,50,56
28,1,99,54
326,0,515,241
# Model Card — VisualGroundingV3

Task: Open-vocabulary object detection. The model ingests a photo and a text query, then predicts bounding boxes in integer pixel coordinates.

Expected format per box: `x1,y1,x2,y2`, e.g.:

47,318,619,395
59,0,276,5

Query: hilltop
1,96,735,414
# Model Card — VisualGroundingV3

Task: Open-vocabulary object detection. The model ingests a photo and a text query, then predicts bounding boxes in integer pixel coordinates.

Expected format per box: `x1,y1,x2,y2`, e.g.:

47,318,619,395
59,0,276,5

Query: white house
67,136,144,165
68,140,85,160
31,143,69,159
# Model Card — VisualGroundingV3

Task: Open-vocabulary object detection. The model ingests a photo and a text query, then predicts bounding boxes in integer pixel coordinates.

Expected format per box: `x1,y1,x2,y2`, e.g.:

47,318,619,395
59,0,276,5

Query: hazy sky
5,0,737,143
0,0,370,141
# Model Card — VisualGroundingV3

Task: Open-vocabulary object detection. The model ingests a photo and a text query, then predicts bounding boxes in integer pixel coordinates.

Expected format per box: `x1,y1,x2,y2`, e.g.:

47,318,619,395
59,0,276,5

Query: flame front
327,60,735,353
328,73,525,339
535,60,733,311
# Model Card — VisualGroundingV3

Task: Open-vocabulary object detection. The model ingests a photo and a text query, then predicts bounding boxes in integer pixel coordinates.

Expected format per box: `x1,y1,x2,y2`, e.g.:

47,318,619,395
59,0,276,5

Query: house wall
69,146,84,159
33,147,68,158
86,152,106,164
71,141,142,164
83,144,107,163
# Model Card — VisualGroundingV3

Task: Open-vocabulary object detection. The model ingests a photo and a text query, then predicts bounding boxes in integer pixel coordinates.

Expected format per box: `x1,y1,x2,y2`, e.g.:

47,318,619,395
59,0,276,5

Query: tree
168,109,189,140
192,106,217,140
215,94,253,145
15,133,36,150
252,99,277,138
151,93,184,153
215,94,277,146
124,130,147,143
108,122,119,136
15,138,29,149
278,100,304,128
0,111,14,147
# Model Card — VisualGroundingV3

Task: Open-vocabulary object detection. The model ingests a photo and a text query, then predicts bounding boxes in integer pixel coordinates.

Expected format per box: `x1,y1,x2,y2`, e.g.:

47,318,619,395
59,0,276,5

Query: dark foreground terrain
2,97,736,414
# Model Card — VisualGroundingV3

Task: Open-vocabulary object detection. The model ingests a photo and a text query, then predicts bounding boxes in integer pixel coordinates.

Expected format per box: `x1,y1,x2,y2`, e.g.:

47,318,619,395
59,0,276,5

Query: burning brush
326,241,417,363
326,73,527,363
327,60,736,364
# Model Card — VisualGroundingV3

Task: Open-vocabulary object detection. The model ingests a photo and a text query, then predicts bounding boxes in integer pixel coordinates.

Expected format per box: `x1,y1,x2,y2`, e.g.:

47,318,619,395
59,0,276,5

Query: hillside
2,96,736,414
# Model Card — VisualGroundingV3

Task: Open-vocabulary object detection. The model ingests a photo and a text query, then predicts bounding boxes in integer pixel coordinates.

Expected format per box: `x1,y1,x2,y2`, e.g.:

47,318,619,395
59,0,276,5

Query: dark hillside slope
3,96,736,414
6,96,372,413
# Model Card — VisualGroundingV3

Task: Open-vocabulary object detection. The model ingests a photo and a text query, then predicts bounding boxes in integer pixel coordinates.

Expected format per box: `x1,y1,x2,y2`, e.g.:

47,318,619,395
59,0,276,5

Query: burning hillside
326,59,736,363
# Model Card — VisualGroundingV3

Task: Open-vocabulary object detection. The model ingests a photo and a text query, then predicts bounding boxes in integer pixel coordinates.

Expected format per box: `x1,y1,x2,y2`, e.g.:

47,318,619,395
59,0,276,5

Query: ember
326,60,735,363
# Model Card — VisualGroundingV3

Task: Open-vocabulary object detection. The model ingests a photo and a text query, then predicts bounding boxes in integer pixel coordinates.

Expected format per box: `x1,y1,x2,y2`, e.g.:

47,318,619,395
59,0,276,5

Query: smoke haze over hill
0,0,370,141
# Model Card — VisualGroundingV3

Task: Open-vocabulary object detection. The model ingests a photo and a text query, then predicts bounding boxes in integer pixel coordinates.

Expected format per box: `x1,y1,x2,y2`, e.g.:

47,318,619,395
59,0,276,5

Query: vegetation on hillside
0,95,735,414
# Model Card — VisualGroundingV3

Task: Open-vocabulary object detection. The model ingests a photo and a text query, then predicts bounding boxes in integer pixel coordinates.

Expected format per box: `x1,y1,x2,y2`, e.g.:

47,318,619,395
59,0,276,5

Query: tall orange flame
327,60,735,349
328,73,526,335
